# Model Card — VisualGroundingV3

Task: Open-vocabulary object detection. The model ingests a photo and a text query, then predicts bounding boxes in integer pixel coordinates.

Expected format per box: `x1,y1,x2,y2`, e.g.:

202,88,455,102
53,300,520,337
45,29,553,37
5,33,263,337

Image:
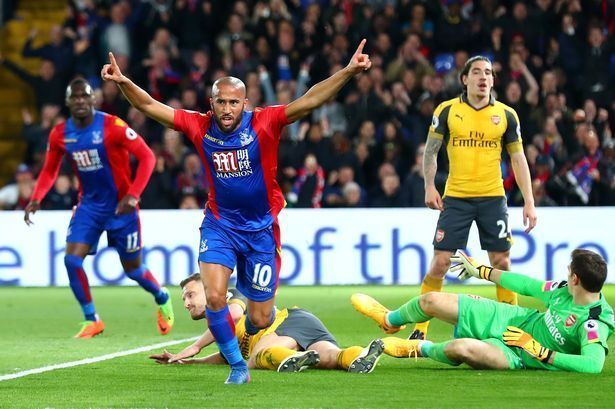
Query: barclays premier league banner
0,208,614,286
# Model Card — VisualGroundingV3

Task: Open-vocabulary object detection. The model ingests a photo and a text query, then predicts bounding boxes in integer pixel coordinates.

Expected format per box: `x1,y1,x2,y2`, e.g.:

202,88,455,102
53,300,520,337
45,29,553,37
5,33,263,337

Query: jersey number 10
253,263,272,287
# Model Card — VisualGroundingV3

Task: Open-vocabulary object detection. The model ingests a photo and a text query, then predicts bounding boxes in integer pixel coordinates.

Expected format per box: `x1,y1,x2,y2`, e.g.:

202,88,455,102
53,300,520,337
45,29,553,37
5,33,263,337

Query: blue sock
64,254,97,321
125,266,167,304
206,306,245,368
245,307,276,335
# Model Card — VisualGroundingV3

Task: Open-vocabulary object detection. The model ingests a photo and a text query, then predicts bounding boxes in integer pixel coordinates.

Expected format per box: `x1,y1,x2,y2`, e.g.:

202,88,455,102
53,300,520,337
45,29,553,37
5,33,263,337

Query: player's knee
206,292,228,310
419,292,440,315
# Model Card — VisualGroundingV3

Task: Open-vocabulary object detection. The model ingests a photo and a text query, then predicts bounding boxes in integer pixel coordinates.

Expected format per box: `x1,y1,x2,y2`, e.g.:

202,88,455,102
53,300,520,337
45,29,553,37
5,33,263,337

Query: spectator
0,55,64,109
289,154,325,208
42,174,77,210
0,164,34,210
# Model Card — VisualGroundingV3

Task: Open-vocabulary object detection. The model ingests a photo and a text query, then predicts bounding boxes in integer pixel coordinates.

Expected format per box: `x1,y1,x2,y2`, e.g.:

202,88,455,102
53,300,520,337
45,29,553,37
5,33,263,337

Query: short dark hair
179,272,201,289
570,249,607,292
459,55,494,90
65,77,93,100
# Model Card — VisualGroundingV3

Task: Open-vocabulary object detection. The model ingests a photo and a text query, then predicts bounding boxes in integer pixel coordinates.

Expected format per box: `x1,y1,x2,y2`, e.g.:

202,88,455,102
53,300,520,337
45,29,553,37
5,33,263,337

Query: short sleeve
174,109,210,146
428,103,451,140
503,108,523,154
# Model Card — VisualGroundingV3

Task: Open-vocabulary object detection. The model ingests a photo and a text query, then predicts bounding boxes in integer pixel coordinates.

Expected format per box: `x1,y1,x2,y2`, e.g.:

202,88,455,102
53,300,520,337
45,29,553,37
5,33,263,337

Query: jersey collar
460,93,495,110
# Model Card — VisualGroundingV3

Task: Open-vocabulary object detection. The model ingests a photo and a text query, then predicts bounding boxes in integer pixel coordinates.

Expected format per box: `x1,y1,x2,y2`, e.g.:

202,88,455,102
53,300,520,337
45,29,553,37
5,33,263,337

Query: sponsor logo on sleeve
584,320,600,343
125,128,137,140
431,115,439,129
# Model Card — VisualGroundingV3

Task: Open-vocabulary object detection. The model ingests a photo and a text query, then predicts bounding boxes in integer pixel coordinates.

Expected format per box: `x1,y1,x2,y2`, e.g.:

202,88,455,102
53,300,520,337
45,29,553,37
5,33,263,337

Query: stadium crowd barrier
1,208,613,286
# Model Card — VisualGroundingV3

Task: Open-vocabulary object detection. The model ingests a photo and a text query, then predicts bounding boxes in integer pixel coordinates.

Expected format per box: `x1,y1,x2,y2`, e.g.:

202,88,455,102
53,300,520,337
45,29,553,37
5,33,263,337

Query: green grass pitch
1,285,615,408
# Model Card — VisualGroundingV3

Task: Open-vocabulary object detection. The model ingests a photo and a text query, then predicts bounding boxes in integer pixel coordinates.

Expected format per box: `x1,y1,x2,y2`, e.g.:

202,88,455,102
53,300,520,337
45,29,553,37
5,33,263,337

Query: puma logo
455,114,464,121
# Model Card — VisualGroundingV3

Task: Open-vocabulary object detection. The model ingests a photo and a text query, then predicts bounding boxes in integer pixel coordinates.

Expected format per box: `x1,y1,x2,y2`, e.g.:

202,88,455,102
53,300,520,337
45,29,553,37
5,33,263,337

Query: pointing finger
355,38,366,55
109,51,117,67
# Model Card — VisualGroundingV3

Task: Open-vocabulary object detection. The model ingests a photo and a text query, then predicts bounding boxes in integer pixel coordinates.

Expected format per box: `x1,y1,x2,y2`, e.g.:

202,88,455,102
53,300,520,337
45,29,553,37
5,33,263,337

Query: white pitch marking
0,336,199,382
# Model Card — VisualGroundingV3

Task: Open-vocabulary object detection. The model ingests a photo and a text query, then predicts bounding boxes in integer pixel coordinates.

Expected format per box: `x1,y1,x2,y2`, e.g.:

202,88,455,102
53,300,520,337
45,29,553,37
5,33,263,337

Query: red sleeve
32,125,66,202
173,109,211,147
255,105,289,140
109,117,155,199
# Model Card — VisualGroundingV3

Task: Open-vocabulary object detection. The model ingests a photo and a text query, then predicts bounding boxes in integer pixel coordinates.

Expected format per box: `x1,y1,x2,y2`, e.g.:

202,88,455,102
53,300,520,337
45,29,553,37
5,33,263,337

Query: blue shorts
67,204,142,261
199,215,281,302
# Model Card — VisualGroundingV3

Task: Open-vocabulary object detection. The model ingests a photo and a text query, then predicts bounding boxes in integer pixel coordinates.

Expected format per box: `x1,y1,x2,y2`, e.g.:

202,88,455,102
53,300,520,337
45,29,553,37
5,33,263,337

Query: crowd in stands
0,0,613,211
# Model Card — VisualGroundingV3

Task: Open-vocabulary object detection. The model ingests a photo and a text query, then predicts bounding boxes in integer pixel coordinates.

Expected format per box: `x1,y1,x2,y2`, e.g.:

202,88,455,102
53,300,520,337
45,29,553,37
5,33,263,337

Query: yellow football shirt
235,308,289,357
428,94,524,198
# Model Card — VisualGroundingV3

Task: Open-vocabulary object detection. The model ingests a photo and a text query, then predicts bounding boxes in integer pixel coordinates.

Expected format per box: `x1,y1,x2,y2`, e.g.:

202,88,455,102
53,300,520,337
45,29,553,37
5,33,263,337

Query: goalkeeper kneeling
352,248,614,372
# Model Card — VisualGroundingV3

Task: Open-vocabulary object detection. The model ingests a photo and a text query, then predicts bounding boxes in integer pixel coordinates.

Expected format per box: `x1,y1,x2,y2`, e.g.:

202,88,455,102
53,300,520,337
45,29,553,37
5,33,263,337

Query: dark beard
214,111,243,133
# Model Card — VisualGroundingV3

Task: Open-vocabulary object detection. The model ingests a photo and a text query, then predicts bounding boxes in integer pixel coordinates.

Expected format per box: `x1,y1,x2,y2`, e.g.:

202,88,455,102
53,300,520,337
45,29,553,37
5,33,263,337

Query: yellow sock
420,275,444,294
254,346,296,370
496,284,518,305
414,275,444,334
336,346,364,370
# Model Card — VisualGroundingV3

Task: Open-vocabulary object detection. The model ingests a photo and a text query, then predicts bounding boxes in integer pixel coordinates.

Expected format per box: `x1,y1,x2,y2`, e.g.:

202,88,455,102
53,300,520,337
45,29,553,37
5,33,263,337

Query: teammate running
24,78,173,338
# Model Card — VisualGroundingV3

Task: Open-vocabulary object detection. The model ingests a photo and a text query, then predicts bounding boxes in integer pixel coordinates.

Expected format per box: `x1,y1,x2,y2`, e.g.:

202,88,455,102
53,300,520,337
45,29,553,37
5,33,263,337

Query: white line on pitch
0,336,199,382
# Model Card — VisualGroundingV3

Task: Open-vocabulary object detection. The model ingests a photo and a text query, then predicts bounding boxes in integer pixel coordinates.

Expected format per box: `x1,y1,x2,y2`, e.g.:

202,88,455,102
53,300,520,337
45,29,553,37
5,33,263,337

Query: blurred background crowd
0,0,613,211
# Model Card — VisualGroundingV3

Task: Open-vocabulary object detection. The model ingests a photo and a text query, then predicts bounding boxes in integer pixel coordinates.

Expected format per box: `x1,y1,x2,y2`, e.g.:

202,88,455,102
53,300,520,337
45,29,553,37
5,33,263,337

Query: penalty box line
0,336,199,382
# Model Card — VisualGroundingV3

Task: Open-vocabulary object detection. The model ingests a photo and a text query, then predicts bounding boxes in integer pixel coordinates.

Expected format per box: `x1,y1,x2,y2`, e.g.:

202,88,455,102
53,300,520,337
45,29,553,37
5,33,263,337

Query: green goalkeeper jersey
500,272,615,370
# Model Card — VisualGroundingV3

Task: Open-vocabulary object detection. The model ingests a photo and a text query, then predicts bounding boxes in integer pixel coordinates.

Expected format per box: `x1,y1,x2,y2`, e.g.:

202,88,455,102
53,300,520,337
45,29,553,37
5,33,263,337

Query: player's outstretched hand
101,52,125,84
503,326,553,362
115,194,138,215
168,345,200,363
346,39,372,76
449,250,493,281
24,200,40,226
149,349,186,365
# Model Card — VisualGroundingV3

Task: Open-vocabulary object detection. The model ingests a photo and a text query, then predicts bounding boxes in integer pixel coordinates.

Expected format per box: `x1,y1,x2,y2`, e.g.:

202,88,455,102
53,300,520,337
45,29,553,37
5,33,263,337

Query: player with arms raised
24,78,174,338
101,40,372,384
410,56,537,340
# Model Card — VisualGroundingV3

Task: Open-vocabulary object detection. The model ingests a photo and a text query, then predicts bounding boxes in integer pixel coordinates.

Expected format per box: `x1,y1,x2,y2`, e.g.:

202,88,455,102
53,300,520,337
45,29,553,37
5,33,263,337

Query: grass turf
1,285,614,408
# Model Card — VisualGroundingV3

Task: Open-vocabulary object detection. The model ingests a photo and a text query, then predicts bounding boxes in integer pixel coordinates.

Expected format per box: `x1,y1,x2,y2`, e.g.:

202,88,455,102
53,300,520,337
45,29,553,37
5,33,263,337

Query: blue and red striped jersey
174,106,289,231
32,111,155,212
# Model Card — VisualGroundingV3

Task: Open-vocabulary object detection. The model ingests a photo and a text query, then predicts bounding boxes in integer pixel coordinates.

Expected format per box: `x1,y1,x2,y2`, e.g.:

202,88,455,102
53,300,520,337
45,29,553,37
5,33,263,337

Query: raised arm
285,39,371,123
101,52,174,129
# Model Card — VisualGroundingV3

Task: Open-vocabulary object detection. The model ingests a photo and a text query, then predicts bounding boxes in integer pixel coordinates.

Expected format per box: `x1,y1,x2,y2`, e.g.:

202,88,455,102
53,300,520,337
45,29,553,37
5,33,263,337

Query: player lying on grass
352,249,614,372
150,273,384,373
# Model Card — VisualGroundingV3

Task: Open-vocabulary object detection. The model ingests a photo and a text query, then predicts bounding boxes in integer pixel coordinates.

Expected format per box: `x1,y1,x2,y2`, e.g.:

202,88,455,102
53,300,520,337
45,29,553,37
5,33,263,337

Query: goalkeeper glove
503,326,553,362
449,250,494,281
